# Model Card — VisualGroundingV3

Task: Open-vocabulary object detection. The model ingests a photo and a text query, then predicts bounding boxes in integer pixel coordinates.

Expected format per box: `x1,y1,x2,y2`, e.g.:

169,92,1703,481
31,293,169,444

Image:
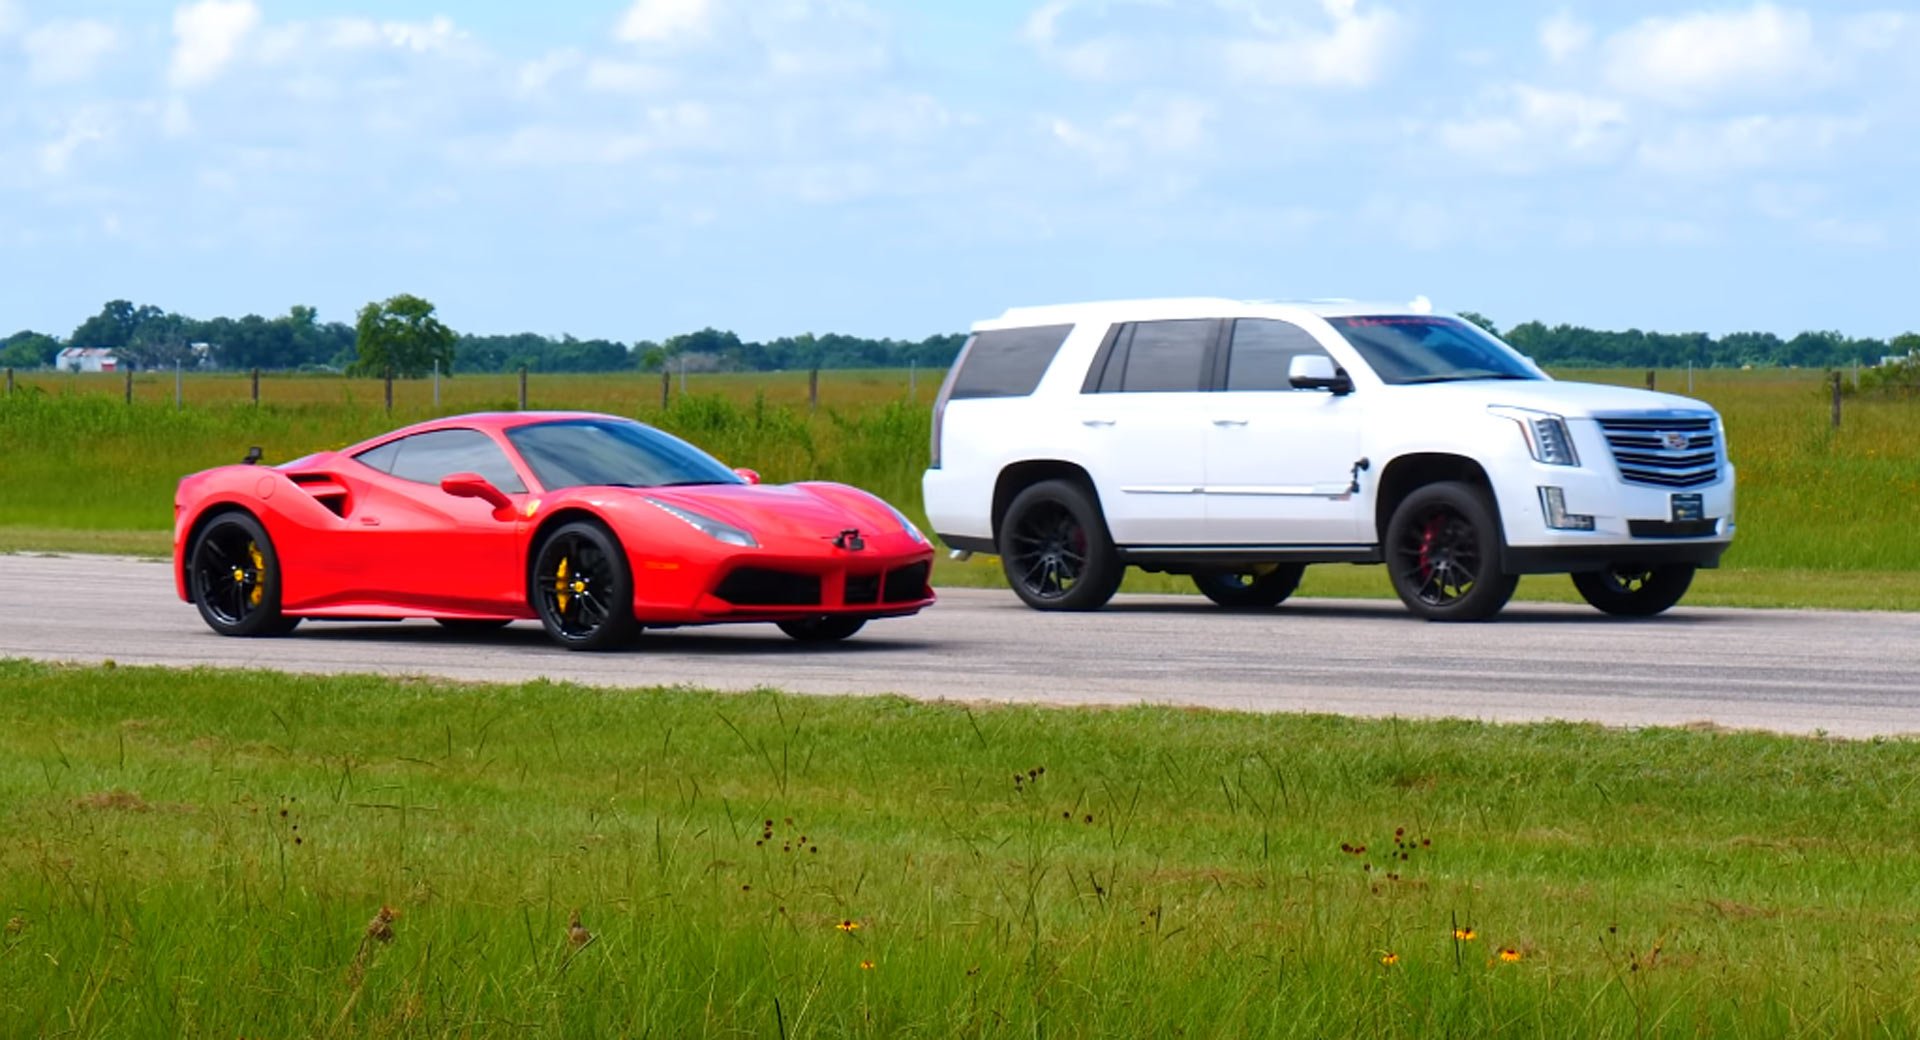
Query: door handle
359,516,381,527
1212,419,1249,427
1082,419,1117,428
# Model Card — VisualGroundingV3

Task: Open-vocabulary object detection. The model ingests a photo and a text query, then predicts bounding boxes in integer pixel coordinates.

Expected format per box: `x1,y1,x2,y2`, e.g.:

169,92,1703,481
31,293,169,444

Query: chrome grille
1595,414,1720,489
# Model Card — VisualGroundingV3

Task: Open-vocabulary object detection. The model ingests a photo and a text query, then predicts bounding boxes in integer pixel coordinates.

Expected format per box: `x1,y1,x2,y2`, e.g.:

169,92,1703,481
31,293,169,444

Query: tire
777,616,868,643
1192,564,1306,609
1384,482,1518,621
530,520,640,651
997,479,1124,612
1571,565,1696,617
435,618,514,633
187,511,301,637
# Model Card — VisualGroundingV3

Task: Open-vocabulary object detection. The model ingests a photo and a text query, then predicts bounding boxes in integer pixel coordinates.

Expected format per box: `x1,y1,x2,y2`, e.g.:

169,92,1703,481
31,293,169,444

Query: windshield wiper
1399,373,1533,385
655,480,725,488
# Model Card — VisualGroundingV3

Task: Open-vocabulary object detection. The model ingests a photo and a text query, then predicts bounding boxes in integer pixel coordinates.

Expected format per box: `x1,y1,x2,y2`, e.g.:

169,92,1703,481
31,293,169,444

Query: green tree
350,294,456,378
1456,311,1499,336
0,331,60,369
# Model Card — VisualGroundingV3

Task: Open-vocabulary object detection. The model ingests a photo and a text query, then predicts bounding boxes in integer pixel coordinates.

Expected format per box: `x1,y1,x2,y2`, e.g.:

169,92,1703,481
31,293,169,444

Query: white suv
923,298,1735,621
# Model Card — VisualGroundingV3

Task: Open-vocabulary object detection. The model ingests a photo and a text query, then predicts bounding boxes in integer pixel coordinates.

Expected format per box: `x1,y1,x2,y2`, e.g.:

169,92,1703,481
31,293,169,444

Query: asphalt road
4,553,1918,737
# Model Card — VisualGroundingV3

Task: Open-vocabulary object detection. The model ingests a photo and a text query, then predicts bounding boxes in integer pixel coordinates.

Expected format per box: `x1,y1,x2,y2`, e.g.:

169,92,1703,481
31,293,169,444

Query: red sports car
172,412,936,649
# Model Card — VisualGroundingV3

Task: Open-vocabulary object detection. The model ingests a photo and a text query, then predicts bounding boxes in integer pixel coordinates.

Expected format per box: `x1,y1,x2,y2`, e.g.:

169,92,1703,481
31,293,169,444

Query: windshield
1326,316,1543,385
505,419,744,491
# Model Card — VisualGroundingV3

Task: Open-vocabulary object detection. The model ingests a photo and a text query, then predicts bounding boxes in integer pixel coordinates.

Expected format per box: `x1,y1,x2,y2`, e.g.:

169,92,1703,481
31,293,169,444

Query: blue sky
3,0,1916,343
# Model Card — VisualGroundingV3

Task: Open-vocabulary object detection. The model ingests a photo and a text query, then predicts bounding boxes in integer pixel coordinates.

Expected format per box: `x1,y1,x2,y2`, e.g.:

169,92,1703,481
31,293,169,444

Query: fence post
1644,369,1655,391
1831,371,1842,430
174,361,182,410
679,357,687,395
433,359,441,409
518,365,528,410
384,366,394,414
660,368,670,410
909,361,916,399
4,368,11,396
1687,361,1693,394
809,367,819,413
251,368,260,405
124,366,133,404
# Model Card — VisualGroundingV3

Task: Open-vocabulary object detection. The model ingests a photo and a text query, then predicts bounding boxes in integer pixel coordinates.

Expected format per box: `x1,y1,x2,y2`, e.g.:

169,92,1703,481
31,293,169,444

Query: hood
1399,378,1717,420
635,482,897,541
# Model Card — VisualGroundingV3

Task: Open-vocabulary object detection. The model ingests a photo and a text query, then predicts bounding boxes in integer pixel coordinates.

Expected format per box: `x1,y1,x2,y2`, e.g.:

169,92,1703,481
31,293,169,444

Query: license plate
1670,493,1704,522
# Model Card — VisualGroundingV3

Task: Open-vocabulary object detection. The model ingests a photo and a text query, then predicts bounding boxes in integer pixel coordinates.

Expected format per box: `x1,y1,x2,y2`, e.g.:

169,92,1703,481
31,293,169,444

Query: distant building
57,347,119,373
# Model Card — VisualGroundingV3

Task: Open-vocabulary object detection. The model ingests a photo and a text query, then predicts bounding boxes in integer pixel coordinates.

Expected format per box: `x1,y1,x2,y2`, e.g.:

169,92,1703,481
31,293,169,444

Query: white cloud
1439,85,1628,173
23,19,121,85
617,0,711,44
1636,114,1865,176
38,107,113,175
1603,4,1818,103
1224,0,1405,89
0,0,24,38
169,0,262,90
1539,11,1592,62
585,59,672,94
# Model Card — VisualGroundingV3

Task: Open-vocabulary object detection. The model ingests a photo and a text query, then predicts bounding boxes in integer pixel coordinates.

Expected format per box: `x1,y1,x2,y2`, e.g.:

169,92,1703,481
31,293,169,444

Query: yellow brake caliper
246,542,266,608
555,557,571,614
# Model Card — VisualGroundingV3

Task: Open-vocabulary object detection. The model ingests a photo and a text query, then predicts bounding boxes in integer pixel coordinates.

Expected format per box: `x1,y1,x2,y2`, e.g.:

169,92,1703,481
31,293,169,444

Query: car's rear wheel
1385,482,1518,621
1192,564,1306,609
777,616,868,643
188,511,300,637
435,618,514,633
998,479,1123,612
1572,565,1695,617
531,521,639,650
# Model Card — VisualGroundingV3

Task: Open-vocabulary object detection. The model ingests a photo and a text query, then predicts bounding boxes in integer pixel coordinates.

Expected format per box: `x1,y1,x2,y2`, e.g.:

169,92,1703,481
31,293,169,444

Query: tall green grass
6,659,1920,1038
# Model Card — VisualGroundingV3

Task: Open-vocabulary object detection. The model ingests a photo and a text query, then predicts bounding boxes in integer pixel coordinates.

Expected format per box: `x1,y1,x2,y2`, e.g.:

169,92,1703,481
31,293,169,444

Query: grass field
4,658,1920,1038
3,366,1917,609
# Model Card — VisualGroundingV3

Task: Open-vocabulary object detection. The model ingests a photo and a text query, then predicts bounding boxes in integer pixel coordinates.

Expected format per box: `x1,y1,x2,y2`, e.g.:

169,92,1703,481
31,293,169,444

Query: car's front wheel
1192,564,1305,609
777,616,868,643
1571,565,1696,617
1385,482,1518,621
997,479,1124,611
188,511,300,637
531,520,639,650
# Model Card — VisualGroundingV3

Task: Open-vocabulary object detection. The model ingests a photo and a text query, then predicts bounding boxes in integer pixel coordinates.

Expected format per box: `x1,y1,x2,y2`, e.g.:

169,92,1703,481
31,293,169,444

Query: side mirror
733,467,761,485
441,472,515,519
1289,355,1354,395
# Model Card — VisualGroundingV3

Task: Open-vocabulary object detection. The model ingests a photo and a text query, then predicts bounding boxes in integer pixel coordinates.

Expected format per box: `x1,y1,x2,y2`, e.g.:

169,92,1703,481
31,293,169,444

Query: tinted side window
1226,319,1329,391
381,430,527,493
353,440,402,474
1117,319,1213,393
948,325,1073,399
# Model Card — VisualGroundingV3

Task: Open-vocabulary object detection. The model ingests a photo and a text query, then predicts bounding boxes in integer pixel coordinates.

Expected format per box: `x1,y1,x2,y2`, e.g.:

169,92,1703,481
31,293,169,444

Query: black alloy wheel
777,616,868,643
1192,563,1306,609
188,511,300,637
1385,482,1519,621
435,618,515,634
531,520,640,650
997,479,1123,612
1571,564,1696,617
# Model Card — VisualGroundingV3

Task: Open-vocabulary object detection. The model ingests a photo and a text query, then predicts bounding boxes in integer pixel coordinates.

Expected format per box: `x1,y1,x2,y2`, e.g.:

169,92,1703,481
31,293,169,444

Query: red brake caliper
1417,518,1440,583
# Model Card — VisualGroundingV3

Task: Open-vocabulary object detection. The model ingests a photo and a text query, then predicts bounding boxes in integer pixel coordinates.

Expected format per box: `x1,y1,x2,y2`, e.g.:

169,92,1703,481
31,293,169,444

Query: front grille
1595,415,1721,488
1629,519,1719,539
715,568,821,607
844,572,881,606
883,562,932,603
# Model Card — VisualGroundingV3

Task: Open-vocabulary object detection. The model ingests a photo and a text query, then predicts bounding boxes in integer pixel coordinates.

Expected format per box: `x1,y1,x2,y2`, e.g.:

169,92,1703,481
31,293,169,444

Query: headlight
1489,406,1579,467
880,501,928,544
642,497,758,547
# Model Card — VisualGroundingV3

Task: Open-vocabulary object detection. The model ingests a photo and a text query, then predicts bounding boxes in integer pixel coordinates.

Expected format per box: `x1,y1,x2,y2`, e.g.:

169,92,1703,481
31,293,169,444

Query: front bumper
1491,460,1736,574
631,545,937,624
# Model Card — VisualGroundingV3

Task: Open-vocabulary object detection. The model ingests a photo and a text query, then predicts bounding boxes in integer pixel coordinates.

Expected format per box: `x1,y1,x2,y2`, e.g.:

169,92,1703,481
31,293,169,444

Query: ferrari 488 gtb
173,412,936,649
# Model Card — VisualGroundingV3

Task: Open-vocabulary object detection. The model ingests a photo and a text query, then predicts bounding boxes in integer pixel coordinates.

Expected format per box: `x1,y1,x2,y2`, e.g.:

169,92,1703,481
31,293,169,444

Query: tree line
2,297,1913,376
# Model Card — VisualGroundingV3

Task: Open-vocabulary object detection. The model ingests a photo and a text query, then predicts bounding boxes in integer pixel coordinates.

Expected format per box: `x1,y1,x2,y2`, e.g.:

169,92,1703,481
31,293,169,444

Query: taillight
928,336,973,470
